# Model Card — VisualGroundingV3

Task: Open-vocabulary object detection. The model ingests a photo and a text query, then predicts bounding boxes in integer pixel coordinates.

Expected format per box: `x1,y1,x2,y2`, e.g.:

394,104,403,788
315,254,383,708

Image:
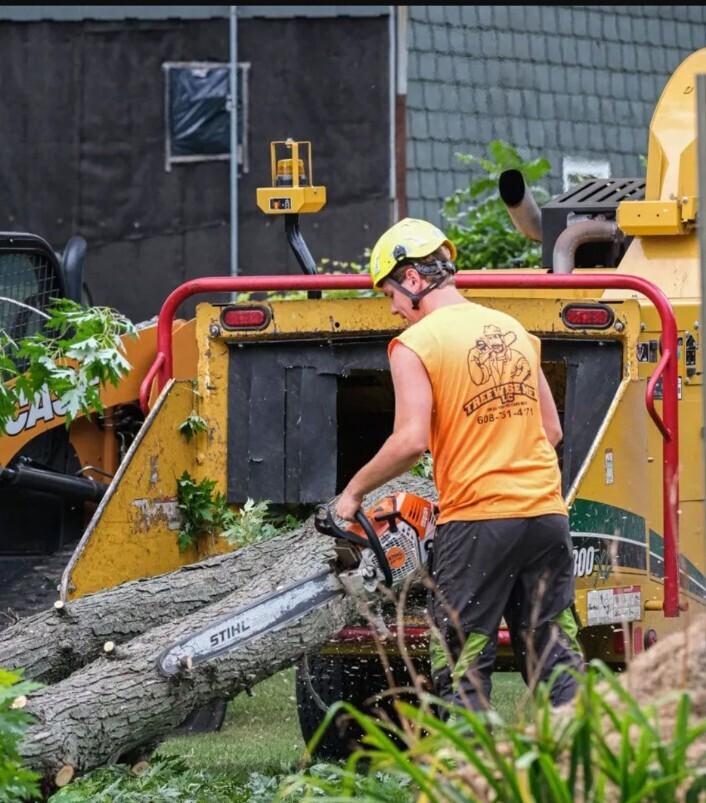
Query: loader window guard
140,273,680,618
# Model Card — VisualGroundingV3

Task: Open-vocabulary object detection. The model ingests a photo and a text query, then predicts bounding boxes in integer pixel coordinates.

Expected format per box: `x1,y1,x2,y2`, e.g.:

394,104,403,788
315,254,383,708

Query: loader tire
295,653,420,760
173,698,228,735
120,700,228,763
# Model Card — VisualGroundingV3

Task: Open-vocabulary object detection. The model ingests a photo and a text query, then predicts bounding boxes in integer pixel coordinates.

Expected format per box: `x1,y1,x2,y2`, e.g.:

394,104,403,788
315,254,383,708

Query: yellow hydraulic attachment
616,49,702,237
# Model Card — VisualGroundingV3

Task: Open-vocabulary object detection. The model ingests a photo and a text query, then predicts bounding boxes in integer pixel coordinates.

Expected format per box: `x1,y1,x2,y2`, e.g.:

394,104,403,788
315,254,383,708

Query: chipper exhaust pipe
498,169,543,242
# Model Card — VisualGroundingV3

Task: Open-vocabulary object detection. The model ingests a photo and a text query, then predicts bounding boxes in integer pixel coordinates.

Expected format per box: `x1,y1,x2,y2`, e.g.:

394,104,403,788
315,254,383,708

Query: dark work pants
428,514,585,713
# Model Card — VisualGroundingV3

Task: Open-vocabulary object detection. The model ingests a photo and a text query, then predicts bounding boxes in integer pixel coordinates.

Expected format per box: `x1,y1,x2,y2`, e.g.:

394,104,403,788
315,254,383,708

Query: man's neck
418,285,468,316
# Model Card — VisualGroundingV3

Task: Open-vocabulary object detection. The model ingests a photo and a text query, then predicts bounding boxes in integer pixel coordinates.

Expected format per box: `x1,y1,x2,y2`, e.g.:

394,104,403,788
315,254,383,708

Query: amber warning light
561,303,614,329
220,306,271,331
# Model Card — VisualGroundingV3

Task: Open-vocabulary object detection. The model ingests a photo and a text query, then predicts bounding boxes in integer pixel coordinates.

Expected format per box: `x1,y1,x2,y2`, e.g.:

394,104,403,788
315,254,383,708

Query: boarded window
162,61,250,173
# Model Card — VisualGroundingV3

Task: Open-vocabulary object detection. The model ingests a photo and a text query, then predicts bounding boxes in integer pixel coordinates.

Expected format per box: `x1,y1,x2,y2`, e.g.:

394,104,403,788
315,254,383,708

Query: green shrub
442,140,551,270
0,669,42,803
48,756,250,802
280,659,706,801
242,257,376,302
409,452,433,480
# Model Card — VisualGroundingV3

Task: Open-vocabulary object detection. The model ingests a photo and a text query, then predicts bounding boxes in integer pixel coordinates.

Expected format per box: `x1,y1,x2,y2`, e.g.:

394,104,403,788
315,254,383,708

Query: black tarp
166,64,242,159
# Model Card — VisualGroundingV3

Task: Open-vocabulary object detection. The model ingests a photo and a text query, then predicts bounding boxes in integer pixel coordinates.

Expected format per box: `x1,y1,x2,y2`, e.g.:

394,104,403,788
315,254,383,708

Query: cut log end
55,765,75,787
131,760,150,775
104,641,116,654
53,600,65,612
10,695,27,710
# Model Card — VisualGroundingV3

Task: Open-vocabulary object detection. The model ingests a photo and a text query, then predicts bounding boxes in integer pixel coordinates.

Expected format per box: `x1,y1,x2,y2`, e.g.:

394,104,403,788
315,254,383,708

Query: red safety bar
139,273,680,617
335,626,512,647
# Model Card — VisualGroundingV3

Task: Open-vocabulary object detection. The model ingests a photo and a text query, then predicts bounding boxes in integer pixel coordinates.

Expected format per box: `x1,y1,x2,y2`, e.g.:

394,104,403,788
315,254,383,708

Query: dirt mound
603,613,706,760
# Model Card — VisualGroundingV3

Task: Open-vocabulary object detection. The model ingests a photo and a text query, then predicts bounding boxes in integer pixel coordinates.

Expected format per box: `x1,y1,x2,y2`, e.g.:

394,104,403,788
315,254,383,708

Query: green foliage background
0,298,135,435
0,670,42,803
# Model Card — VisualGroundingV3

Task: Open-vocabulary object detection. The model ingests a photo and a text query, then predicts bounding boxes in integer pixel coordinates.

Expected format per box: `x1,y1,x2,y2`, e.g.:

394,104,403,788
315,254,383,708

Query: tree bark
0,528,334,685
20,568,355,783
1,473,435,685
12,474,436,783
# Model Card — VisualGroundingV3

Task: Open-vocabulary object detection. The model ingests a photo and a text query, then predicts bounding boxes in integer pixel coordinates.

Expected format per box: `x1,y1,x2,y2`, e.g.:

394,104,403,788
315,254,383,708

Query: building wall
3,6,705,321
0,11,390,322
405,5,706,225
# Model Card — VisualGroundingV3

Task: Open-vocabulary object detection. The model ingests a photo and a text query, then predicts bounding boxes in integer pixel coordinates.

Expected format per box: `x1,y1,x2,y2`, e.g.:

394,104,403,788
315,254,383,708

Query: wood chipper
55,49,705,755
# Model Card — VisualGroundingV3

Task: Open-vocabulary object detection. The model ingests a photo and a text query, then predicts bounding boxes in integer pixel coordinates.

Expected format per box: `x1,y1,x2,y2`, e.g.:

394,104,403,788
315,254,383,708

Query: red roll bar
139,273,680,617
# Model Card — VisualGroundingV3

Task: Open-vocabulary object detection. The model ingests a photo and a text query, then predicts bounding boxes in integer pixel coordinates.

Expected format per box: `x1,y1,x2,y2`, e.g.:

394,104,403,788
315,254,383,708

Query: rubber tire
295,653,421,760
118,699,228,765
172,698,228,736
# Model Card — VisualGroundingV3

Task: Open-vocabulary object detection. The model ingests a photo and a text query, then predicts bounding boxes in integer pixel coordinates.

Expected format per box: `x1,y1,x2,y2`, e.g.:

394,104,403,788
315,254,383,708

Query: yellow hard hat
369,218,457,288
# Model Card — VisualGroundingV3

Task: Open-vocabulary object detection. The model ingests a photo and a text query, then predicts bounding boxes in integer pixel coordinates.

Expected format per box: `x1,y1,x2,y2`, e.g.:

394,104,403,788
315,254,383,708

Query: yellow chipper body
62,52,705,683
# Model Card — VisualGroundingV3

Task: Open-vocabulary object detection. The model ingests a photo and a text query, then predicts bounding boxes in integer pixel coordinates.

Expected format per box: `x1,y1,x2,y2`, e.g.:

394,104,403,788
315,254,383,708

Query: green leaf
175,474,301,551
0,298,135,435
442,140,551,270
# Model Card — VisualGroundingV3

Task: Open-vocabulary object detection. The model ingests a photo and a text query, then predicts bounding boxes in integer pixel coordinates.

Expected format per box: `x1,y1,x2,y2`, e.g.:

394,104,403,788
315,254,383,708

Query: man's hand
469,344,491,364
335,486,364,522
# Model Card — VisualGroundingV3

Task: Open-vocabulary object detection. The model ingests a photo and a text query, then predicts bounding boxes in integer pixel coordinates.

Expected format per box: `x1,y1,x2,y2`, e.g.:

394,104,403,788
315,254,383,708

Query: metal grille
544,178,646,212
540,178,646,269
0,251,62,342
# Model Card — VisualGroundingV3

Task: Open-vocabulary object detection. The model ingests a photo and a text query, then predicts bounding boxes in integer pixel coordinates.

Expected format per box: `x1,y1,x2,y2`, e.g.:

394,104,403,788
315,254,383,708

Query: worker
335,217,584,714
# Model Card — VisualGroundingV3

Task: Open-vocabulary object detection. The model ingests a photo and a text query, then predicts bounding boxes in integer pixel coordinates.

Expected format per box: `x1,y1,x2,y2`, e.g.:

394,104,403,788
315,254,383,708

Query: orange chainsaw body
346,492,437,582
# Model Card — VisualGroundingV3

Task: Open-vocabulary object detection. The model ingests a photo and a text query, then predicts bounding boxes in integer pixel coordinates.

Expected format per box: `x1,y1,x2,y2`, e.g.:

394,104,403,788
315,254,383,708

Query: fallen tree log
11,474,436,785
0,473,435,685
0,529,335,686
19,563,357,786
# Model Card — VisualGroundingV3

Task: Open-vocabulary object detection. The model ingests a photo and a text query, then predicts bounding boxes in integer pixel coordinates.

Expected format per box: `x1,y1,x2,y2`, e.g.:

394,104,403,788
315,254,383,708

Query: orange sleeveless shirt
391,302,567,524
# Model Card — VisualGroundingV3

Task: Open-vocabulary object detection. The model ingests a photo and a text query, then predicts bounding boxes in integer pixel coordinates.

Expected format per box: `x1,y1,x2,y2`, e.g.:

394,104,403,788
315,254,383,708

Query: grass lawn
158,666,532,782
158,668,306,783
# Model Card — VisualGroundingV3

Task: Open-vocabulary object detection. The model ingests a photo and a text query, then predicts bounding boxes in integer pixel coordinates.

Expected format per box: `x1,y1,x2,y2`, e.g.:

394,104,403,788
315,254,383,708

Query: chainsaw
157,492,437,676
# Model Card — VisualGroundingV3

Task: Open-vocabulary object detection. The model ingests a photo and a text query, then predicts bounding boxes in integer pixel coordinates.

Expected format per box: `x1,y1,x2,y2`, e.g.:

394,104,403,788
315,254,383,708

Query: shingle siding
405,5,706,224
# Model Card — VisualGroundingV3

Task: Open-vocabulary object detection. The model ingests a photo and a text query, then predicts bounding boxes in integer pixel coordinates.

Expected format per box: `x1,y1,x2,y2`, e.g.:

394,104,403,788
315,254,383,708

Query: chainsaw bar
157,570,342,677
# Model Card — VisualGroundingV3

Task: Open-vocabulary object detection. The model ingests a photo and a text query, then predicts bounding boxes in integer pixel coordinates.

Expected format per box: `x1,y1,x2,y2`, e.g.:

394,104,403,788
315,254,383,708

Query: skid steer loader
56,50,705,756
0,232,198,626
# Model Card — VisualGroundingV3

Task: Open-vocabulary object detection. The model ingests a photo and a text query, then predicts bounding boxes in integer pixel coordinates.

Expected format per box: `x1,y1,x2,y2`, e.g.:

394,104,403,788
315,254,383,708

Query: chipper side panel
61,380,231,600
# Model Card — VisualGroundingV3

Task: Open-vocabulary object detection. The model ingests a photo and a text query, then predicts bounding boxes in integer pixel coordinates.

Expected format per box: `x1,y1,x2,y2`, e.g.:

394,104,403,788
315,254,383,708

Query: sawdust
587,612,706,778
550,614,705,800
454,614,706,801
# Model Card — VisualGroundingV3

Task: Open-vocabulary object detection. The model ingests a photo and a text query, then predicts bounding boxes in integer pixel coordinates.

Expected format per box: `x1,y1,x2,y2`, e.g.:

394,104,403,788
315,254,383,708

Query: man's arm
335,343,432,520
538,368,562,447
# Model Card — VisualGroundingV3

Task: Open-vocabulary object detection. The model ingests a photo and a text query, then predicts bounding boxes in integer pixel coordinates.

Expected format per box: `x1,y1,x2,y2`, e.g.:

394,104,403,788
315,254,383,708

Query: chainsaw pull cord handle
313,505,394,588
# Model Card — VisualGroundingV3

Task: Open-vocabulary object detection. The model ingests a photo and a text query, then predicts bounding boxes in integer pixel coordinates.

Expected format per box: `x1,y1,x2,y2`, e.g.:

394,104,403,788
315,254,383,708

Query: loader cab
0,232,67,344
0,232,90,558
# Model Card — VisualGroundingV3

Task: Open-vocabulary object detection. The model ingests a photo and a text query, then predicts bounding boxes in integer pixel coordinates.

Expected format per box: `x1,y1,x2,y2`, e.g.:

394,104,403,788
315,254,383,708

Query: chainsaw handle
314,505,368,547
313,505,393,588
353,510,394,588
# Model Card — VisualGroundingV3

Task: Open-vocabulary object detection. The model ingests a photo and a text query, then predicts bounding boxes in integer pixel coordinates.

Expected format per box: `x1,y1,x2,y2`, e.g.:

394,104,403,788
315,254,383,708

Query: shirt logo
463,325,536,416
